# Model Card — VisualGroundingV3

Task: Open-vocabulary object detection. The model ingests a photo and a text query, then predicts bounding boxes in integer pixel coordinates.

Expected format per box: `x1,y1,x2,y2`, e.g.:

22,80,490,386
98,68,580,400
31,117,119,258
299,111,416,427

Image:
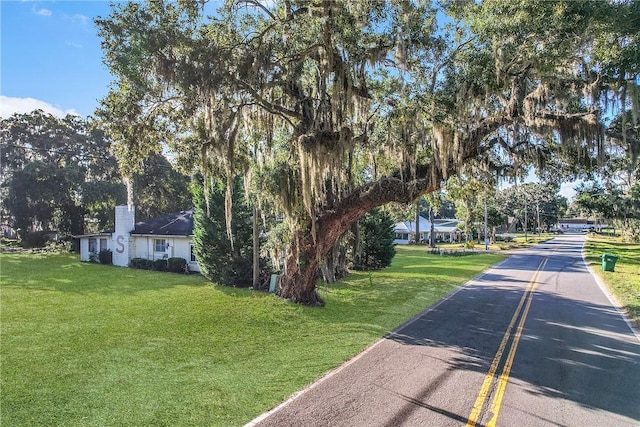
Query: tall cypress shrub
192,177,254,287
353,208,396,270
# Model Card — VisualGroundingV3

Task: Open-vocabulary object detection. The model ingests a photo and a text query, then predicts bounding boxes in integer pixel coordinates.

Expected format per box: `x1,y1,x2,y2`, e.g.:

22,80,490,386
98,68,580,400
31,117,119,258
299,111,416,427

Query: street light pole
484,200,489,250
536,200,541,234
524,197,528,243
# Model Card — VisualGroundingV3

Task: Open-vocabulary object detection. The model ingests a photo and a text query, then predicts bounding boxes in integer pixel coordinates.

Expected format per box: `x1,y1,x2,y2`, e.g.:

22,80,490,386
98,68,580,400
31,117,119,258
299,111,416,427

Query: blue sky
1,0,115,118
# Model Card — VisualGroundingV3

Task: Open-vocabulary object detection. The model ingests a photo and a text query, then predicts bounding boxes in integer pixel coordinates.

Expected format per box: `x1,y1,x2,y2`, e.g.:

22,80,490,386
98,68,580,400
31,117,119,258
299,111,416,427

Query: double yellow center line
466,257,548,427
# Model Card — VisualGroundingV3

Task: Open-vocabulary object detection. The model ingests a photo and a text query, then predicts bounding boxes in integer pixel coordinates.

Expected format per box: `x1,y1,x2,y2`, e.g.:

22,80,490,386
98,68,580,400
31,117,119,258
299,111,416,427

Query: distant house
556,218,605,232
393,217,463,244
75,206,200,272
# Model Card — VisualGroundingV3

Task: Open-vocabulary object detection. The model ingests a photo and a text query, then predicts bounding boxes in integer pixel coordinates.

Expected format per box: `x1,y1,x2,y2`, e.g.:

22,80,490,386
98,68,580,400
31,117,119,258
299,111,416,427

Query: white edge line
245,256,512,426
581,247,640,342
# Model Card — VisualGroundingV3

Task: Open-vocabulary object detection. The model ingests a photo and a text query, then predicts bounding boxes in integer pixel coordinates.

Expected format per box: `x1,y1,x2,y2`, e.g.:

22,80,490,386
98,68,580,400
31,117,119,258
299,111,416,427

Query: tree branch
235,0,276,20
314,176,437,254
238,80,301,126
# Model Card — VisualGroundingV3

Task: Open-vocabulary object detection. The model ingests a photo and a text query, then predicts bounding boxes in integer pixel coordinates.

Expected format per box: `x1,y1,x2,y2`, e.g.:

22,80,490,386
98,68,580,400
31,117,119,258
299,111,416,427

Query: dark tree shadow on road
386,271,640,424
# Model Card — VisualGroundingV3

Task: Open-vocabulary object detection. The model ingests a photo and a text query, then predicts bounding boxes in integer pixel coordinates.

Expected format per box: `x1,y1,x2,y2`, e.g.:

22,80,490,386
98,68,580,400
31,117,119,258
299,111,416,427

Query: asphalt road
248,234,640,427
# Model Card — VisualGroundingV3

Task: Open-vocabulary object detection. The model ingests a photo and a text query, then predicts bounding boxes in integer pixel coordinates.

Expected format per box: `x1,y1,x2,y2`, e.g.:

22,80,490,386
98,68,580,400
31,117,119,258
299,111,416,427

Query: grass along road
1,247,505,426
584,235,640,327
436,232,557,252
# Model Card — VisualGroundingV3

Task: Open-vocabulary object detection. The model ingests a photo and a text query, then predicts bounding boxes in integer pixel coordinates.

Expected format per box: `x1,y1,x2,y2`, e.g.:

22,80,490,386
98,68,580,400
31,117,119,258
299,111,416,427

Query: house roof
73,231,113,238
557,218,595,224
394,217,461,234
131,209,194,236
394,216,431,233
394,222,411,232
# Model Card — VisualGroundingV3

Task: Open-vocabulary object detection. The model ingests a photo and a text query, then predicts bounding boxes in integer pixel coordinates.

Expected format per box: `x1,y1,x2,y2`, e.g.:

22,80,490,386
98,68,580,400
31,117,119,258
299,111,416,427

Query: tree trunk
252,206,260,288
352,221,361,267
277,177,437,306
277,230,325,306
320,237,348,284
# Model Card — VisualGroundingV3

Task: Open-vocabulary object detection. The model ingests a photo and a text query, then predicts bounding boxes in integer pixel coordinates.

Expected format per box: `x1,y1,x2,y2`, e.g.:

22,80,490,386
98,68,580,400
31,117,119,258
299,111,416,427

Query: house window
154,239,166,252
99,238,107,251
190,245,196,262
88,238,97,253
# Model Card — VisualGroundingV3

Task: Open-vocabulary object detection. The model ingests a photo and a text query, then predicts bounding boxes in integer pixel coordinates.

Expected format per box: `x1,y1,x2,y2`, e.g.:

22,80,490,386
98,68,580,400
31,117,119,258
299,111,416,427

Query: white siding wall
171,238,200,272
132,236,151,260
79,238,90,261
78,236,112,262
130,235,200,272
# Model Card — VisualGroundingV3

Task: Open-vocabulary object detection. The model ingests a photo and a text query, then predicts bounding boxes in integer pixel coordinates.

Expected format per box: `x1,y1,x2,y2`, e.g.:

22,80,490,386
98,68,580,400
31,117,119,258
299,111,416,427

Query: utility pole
415,200,421,244
524,197,528,243
536,200,541,234
429,205,435,248
484,200,489,250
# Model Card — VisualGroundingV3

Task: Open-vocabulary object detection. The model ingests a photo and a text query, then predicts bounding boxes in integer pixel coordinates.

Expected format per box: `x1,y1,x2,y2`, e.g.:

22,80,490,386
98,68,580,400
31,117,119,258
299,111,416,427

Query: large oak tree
97,0,638,305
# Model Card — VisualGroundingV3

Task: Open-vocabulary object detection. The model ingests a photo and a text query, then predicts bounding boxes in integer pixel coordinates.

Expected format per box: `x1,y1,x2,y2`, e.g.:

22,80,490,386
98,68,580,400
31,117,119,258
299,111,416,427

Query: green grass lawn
1,248,504,426
584,235,640,326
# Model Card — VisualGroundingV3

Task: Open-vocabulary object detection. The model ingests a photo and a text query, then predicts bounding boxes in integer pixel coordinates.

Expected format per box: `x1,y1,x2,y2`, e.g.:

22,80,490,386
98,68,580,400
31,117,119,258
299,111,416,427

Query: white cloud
33,7,52,16
61,13,91,34
0,96,79,119
66,41,84,49
70,13,89,26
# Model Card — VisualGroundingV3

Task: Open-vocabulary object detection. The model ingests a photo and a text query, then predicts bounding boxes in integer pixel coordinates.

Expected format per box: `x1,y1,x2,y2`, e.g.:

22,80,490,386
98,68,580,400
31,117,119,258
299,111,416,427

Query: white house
76,205,200,272
393,217,463,244
556,218,603,232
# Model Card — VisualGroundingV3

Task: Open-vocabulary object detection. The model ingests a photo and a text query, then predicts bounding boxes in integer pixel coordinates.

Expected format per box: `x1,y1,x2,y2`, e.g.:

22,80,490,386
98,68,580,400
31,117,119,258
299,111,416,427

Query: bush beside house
129,257,189,273
98,249,113,265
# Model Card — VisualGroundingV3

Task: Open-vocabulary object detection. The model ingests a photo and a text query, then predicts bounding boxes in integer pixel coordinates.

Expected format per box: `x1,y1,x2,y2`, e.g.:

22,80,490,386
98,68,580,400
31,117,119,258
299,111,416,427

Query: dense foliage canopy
1,111,122,238
97,0,639,304
192,175,256,287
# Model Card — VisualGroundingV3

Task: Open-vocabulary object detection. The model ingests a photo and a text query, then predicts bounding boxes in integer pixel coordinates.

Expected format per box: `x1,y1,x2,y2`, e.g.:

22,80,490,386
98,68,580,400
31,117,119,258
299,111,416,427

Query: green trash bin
601,254,619,272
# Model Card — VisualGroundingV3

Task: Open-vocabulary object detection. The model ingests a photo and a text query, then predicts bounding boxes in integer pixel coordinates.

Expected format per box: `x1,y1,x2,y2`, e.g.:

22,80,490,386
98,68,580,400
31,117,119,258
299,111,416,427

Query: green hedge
426,248,477,256
152,259,167,271
128,257,188,273
167,257,188,273
129,258,153,270
98,249,112,265
20,231,50,248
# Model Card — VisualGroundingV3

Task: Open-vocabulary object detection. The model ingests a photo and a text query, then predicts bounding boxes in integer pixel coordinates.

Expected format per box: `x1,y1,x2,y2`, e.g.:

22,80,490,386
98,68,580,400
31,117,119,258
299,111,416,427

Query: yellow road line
466,258,547,427
487,258,547,426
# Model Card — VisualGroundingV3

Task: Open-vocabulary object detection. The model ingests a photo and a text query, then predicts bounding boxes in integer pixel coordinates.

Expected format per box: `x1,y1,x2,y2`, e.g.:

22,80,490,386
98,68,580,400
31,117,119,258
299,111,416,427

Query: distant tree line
0,110,191,244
